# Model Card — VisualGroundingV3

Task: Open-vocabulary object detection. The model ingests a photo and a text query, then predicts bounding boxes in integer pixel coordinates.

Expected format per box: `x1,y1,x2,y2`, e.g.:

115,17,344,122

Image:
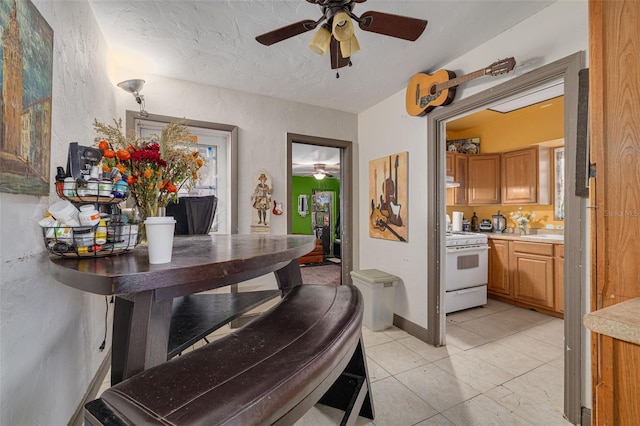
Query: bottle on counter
471,212,479,232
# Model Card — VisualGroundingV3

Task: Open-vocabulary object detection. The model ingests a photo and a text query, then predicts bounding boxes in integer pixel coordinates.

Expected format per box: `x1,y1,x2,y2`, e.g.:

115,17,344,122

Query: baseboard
581,407,591,426
68,349,112,426
392,314,430,343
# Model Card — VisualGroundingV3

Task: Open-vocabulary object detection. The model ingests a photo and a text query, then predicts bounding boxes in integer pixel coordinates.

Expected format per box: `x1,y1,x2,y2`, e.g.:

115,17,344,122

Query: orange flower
116,149,130,161
101,165,111,172
98,140,109,150
116,163,127,174
127,175,136,185
166,183,178,193
103,149,116,159
196,158,204,167
143,168,153,179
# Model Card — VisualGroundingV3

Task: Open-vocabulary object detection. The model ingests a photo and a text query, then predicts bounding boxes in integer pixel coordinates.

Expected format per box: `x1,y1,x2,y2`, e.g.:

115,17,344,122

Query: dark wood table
50,234,315,384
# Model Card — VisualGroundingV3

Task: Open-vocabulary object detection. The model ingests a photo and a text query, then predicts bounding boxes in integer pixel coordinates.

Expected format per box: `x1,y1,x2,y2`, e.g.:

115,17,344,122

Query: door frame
287,133,353,285
426,52,586,424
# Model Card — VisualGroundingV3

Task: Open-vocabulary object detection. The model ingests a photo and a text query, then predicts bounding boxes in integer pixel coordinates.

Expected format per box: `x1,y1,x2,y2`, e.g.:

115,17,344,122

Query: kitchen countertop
482,232,564,244
583,298,640,345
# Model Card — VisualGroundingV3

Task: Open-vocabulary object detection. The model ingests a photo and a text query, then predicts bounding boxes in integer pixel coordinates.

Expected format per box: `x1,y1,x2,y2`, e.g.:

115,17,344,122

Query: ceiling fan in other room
255,0,428,77
294,163,339,180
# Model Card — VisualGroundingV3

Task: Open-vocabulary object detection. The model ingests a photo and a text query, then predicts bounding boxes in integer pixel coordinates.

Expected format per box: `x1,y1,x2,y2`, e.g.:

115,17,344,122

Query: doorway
286,133,353,285
426,52,587,424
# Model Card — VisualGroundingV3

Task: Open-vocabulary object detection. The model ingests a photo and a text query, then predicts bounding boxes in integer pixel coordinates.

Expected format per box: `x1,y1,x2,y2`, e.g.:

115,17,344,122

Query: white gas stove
445,231,489,313
445,231,489,247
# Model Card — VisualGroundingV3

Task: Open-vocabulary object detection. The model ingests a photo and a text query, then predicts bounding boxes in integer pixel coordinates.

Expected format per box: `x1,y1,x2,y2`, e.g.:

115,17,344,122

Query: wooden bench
85,284,374,425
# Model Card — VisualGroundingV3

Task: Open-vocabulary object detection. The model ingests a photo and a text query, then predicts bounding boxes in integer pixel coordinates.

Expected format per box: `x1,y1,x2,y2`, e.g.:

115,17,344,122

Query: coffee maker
492,210,507,233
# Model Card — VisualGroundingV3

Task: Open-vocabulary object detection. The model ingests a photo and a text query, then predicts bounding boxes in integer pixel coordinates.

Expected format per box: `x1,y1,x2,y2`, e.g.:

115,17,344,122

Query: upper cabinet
501,146,551,205
468,154,501,205
446,153,468,205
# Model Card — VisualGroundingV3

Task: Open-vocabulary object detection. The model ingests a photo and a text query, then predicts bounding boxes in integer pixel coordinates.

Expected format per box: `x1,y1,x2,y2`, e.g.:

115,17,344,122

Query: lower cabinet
510,241,554,309
554,244,564,312
487,238,563,317
488,239,510,296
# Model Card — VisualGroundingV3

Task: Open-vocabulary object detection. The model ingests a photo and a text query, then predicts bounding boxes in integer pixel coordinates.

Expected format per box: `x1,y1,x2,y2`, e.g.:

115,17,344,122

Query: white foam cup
144,216,176,264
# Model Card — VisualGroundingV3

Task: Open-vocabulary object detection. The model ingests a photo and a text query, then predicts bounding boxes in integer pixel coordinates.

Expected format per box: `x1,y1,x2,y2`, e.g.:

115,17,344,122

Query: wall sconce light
117,79,148,117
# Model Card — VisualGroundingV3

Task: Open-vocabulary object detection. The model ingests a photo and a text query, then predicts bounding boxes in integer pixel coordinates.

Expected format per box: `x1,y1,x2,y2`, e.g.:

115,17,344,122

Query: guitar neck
436,68,487,92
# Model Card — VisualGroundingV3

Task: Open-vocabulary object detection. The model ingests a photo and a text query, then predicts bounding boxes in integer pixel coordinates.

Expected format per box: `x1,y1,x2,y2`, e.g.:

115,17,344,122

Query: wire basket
43,221,139,258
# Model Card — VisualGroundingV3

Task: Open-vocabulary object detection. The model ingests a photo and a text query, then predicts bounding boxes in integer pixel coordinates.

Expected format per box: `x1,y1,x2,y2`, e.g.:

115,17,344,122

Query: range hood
446,175,460,188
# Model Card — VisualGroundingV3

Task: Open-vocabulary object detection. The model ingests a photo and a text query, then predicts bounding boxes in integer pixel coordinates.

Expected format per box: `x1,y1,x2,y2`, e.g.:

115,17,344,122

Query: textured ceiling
88,0,555,115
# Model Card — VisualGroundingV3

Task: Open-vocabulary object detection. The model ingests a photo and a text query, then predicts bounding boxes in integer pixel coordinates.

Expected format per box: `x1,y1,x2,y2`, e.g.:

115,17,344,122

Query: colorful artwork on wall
369,152,408,242
446,137,480,154
0,0,53,195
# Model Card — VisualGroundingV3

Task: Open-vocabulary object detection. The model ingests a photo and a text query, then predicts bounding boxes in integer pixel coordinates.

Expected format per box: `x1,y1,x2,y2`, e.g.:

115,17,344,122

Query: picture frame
446,137,480,154
368,151,408,242
0,0,54,196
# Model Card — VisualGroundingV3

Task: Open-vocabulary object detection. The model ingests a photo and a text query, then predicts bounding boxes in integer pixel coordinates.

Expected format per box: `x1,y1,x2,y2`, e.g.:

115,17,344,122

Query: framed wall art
446,137,480,154
368,151,408,242
0,0,53,196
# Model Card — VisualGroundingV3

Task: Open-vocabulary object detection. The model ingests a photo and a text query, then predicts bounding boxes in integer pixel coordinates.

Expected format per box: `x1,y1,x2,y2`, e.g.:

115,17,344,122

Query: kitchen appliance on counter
445,231,488,313
479,219,493,231
492,210,507,233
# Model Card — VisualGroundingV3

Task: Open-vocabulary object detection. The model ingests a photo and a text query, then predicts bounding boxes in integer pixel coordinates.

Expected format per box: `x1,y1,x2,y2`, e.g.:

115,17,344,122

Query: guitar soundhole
429,84,437,95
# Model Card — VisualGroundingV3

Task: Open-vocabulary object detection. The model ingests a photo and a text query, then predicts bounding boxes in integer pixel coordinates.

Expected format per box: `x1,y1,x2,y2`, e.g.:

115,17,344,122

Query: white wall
0,3,358,425
0,1,117,424
111,75,358,236
357,0,588,328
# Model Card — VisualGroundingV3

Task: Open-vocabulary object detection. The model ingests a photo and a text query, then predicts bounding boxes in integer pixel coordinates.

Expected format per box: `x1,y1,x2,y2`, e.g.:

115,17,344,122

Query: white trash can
350,269,399,331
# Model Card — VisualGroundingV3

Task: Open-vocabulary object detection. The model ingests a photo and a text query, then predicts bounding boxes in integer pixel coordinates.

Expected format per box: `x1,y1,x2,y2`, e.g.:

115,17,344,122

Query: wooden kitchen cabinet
488,237,563,317
554,244,564,313
488,239,510,296
446,153,454,176
468,154,501,205
501,146,551,205
446,153,468,205
510,241,554,309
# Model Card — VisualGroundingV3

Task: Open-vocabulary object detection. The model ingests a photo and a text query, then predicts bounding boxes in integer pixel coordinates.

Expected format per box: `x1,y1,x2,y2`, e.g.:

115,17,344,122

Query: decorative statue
251,170,272,234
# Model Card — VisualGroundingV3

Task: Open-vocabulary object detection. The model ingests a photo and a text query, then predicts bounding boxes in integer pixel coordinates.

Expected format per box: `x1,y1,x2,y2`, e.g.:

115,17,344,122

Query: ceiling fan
294,163,339,180
255,0,428,76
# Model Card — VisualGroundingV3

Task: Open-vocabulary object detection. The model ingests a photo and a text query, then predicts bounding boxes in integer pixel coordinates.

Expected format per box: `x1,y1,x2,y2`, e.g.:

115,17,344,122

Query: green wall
292,176,340,241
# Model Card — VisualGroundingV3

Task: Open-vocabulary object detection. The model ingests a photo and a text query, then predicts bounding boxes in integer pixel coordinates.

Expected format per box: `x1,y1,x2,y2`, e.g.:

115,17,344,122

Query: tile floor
98,299,572,426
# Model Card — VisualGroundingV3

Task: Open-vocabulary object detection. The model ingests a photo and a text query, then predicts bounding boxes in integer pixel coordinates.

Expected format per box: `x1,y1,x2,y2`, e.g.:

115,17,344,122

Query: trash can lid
350,269,400,284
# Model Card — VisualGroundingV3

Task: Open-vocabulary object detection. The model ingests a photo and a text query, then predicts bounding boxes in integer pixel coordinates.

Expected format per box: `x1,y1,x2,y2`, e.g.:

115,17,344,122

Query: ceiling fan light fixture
309,26,331,55
313,172,326,180
332,11,354,41
339,33,360,57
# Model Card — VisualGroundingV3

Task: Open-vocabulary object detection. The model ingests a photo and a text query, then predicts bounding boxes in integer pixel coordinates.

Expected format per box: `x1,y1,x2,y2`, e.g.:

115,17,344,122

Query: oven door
445,244,489,291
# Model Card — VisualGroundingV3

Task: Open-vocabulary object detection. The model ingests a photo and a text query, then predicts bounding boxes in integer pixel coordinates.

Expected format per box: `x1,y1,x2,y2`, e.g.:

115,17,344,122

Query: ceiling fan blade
255,20,317,46
358,11,428,41
330,37,350,70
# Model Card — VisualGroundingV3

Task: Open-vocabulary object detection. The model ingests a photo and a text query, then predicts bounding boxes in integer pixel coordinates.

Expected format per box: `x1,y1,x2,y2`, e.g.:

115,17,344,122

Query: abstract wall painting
369,151,408,242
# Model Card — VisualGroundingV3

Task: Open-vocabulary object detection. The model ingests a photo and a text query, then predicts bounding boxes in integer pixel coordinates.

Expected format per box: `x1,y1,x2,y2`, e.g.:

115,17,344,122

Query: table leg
112,291,173,383
274,260,304,295
111,296,133,385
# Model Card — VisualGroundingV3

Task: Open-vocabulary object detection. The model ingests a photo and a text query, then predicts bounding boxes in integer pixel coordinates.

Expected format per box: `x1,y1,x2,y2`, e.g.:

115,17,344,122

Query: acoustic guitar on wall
405,57,516,117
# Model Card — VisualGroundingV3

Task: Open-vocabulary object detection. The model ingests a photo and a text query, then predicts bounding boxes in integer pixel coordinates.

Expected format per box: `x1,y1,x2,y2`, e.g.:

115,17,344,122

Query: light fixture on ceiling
117,79,148,117
313,171,326,180
309,24,331,55
308,9,360,59
489,82,564,113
